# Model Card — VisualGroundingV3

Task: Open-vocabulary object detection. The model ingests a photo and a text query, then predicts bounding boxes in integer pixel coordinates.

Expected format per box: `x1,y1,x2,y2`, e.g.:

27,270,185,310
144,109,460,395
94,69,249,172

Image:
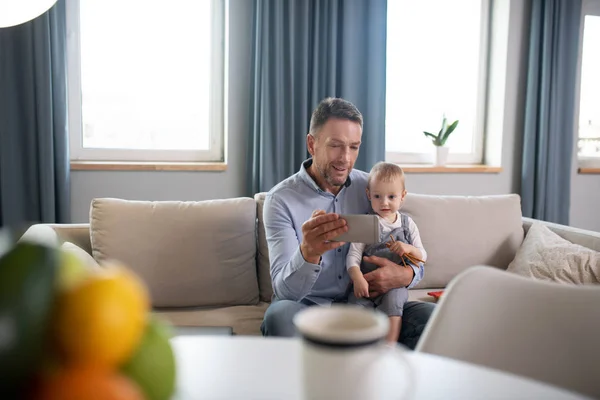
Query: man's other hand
362,255,415,297
300,210,348,264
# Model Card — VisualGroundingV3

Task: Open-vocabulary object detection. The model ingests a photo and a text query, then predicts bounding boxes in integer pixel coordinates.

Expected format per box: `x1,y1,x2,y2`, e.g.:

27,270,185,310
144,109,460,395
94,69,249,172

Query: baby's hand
353,277,369,298
387,240,409,257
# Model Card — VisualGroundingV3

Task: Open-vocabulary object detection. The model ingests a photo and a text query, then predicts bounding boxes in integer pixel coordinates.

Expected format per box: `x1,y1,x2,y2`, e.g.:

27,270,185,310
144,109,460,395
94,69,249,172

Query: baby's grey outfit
348,213,414,317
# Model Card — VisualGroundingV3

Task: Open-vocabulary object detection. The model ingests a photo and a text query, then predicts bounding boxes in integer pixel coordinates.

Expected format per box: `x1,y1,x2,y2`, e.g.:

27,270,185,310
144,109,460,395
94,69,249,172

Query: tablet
332,214,380,244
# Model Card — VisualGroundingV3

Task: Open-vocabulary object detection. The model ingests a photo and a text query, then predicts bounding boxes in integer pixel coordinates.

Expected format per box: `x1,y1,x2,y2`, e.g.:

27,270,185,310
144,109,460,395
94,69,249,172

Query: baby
346,162,427,343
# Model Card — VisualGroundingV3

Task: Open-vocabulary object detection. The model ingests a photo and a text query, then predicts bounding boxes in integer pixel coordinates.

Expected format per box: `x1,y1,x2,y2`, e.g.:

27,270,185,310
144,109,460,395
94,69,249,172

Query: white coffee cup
293,304,413,400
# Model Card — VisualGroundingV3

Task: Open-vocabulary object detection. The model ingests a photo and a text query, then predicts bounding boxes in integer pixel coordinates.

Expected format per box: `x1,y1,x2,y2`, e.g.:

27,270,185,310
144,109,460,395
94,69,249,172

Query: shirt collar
299,158,352,194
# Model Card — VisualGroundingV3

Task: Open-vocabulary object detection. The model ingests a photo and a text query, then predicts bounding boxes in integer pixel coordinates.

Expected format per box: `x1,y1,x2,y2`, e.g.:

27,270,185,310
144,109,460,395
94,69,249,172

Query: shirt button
335,199,338,202
337,249,341,252
314,269,319,273
338,275,342,279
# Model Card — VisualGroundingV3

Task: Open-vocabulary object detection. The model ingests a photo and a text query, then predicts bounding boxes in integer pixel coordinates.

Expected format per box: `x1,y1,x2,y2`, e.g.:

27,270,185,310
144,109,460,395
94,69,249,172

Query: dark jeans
260,299,435,350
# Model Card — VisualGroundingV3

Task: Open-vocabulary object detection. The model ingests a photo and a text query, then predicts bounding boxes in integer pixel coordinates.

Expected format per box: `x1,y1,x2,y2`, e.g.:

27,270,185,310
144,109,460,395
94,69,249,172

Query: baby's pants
348,287,409,317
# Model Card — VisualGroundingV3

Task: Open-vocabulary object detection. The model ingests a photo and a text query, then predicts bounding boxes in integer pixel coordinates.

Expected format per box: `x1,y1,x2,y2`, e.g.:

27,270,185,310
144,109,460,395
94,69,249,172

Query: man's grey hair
309,97,363,137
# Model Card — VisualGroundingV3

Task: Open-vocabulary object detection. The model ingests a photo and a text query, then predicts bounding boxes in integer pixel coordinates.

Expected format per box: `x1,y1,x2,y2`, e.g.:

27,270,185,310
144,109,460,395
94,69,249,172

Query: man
260,97,434,349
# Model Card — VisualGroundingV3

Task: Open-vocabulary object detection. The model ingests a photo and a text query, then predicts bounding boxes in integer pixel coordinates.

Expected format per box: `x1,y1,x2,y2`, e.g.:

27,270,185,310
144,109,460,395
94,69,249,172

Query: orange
34,366,145,400
53,264,149,369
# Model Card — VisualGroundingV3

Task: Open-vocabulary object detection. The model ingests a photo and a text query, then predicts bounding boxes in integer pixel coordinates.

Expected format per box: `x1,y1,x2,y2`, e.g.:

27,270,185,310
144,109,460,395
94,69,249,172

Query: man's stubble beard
317,162,348,188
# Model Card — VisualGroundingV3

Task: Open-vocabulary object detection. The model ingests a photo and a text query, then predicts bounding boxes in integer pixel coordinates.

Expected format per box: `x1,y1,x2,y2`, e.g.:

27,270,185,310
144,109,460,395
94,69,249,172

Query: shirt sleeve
346,242,366,271
407,217,427,289
263,193,321,301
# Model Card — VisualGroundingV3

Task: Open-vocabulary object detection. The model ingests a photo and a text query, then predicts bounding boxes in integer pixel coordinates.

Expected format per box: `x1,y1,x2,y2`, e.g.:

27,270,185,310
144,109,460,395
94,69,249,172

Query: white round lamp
0,0,58,28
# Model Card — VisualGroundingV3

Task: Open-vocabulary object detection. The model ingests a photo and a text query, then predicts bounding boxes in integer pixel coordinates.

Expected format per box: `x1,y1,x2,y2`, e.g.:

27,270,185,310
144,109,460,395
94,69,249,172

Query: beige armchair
416,265,600,399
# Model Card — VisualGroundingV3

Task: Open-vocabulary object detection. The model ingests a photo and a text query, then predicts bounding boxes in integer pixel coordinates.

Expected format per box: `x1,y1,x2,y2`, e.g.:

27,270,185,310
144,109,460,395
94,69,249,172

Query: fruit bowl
0,237,177,400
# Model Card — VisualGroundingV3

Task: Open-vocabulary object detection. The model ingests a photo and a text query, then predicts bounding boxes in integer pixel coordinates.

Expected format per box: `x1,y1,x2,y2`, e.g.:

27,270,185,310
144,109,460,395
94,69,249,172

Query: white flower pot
435,146,449,166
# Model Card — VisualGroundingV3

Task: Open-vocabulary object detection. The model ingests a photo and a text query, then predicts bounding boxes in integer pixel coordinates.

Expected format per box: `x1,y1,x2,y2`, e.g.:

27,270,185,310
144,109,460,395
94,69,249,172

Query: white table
171,336,590,400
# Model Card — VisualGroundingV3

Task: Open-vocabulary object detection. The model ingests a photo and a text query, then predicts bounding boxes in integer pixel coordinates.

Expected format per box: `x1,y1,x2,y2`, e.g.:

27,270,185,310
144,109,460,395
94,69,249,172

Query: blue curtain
521,0,582,224
247,0,387,195
0,0,70,229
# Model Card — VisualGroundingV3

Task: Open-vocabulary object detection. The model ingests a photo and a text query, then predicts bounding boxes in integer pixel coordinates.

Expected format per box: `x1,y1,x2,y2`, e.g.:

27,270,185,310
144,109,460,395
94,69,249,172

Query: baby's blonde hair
367,162,406,190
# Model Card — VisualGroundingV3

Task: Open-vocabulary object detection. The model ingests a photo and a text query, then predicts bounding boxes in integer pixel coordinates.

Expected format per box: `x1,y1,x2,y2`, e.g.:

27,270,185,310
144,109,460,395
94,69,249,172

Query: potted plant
423,115,459,166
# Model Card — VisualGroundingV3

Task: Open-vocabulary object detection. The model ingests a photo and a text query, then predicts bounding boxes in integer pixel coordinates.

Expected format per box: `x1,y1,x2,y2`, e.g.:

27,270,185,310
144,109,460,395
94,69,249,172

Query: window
385,0,490,165
66,0,227,163
576,1,600,167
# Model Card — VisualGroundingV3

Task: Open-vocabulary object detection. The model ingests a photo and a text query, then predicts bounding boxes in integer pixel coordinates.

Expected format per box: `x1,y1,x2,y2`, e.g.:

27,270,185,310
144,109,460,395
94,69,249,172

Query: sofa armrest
522,217,600,252
19,224,92,255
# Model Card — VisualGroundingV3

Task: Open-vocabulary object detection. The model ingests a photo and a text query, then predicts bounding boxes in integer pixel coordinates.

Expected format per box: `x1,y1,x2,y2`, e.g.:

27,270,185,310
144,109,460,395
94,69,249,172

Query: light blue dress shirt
263,159,424,305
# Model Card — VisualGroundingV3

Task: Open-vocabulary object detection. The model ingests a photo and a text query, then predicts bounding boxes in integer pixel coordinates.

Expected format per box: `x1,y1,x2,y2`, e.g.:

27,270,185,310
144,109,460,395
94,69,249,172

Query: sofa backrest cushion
255,192,273,302
90,198,260,308
402,193,524,289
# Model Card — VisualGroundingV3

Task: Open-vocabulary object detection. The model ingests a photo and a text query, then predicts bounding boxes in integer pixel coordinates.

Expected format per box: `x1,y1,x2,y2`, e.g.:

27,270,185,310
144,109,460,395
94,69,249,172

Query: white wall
570,174,600,231
70,0,253,222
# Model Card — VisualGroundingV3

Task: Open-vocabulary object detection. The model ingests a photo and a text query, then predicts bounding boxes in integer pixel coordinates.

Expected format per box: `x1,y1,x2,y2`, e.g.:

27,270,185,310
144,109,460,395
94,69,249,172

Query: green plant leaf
423,131,439,145
440,119,459,146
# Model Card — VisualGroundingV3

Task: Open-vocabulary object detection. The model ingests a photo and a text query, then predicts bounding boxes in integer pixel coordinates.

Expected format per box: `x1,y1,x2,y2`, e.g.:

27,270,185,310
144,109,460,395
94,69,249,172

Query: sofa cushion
507,223,600,284
255,193,273,302
402,193,524,289
90,198,260,308
155,302,270,336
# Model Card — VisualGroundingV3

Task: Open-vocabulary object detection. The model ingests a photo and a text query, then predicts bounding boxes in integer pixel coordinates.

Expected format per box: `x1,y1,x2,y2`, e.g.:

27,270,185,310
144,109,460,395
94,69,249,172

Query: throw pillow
507,223,600,284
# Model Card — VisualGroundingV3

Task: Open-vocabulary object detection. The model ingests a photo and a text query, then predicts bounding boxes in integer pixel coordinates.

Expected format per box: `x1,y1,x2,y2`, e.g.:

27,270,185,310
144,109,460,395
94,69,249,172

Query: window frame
384,0,491,165
66,0,227,163
575,0,600,169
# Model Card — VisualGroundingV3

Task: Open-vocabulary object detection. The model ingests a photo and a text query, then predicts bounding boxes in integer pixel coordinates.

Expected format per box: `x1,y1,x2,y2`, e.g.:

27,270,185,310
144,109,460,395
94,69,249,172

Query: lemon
52,264,150,369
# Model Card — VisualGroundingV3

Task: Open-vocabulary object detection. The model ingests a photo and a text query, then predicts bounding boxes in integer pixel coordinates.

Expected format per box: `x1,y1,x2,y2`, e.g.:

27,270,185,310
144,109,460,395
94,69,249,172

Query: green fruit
57,250,89,291
0,241,58,396
122,315,177,400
